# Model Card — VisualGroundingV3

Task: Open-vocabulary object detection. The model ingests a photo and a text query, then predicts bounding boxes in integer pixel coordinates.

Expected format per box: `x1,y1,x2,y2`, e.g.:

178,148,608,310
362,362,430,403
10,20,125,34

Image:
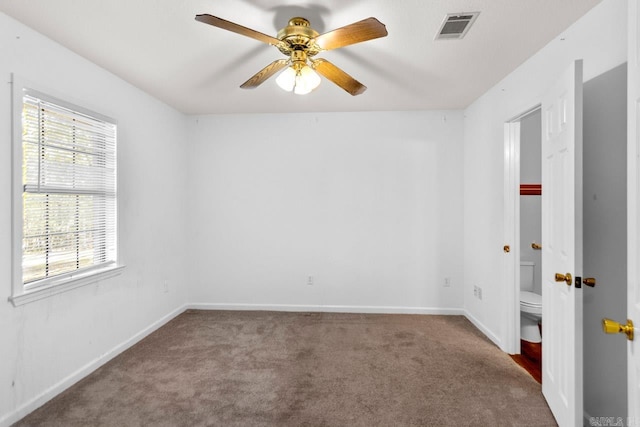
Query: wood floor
510,339,542,383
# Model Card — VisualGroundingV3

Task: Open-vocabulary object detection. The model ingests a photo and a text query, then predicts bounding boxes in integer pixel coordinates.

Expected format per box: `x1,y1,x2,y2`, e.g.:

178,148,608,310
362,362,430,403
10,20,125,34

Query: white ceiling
0,0,602,115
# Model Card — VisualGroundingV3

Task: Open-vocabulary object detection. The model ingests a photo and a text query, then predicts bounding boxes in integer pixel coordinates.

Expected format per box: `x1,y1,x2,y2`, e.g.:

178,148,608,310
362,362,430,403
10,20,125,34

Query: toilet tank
520,261,535,292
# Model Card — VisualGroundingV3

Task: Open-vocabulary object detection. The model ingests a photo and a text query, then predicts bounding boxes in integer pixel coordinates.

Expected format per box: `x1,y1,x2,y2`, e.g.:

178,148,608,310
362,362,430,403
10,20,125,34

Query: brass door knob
503,245,510,253
582,277,596,287
602,318,634,341
555,272,572,286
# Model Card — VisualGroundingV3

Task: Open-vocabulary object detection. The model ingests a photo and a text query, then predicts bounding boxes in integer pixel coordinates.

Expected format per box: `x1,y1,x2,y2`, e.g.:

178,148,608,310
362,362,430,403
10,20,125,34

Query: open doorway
504,107,543,379
582,63,627,422
518,108,543,376
503,105,542,358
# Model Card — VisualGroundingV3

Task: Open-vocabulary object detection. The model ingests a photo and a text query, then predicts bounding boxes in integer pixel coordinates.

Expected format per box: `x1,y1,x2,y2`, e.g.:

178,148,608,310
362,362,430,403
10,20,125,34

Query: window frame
10,76,124,306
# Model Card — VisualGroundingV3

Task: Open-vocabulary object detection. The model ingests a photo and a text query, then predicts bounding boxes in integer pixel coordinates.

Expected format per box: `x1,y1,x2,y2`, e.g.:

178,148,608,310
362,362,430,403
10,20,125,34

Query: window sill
8,264,126,307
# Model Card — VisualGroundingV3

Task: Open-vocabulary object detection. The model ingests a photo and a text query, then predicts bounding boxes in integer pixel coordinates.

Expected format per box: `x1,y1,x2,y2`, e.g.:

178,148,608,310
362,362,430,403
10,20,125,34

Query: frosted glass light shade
276,65,321,95
275,67,296,92
294,66,321,95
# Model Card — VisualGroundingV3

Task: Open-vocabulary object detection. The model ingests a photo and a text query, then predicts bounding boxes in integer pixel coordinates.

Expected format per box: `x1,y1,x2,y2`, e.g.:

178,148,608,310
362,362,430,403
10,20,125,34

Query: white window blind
21,90,117,288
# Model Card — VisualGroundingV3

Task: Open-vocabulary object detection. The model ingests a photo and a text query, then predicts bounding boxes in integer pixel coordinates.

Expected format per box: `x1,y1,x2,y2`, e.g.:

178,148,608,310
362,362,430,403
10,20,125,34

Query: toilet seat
520,291,542,307
520,291,542,316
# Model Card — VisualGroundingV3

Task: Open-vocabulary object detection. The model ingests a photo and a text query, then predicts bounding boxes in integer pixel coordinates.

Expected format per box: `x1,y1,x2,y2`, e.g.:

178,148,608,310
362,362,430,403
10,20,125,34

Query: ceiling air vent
435,12,480,40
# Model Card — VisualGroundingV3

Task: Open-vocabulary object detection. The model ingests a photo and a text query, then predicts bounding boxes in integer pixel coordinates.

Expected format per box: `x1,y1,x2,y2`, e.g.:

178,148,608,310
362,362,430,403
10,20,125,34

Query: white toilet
520,261,542,343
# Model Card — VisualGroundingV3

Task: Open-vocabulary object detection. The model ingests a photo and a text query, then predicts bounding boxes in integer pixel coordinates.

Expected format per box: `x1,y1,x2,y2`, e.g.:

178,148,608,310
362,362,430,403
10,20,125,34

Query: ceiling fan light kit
195,14,388,96
274,48,321,95
276,62,322,95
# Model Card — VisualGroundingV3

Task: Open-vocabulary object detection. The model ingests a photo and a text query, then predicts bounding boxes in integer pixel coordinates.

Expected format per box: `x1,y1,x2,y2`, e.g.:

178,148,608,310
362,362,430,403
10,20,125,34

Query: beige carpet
15,310,557,426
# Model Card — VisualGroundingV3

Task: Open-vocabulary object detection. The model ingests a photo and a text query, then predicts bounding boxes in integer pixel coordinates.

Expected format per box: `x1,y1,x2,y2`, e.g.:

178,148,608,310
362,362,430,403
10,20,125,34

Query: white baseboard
0,304,188,427
462,309,503,349
187,302,465,316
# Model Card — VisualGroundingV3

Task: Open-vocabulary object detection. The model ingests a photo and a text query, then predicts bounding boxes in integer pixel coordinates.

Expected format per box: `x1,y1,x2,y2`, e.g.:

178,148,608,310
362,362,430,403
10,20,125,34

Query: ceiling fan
195,13,388,95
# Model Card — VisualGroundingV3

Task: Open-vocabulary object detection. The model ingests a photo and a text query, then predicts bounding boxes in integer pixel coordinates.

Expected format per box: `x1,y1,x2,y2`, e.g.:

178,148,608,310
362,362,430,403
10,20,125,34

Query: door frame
504,105,542,354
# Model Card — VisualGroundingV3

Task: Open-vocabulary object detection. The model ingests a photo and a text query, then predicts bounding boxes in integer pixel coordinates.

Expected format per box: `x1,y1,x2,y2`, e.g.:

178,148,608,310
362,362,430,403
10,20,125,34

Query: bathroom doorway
518,108,543,374
519,109,542,293
503,105,542,358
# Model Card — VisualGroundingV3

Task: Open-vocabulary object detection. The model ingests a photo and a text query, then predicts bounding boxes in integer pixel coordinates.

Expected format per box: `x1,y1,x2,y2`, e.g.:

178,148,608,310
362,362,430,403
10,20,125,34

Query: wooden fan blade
195,14,282,46
240,59,289,89
312,59,366,96
312,17,387,51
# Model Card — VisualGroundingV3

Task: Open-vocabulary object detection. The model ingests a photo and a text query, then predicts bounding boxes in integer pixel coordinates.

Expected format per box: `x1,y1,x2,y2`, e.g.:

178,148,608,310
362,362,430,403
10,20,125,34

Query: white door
628,0,640,419
541,60,583,426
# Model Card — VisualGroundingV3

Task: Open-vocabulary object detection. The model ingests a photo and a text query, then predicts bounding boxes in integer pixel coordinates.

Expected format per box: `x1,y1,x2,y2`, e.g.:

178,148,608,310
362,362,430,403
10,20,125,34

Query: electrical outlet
473,285,483,299
307,276,313,286
444,277,451,287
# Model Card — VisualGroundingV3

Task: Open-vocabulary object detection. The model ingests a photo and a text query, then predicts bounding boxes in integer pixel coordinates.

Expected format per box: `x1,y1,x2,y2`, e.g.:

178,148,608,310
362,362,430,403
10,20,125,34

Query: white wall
463,0,628,348
187,111,464,312
0,13,189,425
583,63,627,420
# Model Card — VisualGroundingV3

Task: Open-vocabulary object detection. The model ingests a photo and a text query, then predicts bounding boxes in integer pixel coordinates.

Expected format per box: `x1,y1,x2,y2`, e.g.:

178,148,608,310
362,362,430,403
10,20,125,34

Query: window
11,86,121,305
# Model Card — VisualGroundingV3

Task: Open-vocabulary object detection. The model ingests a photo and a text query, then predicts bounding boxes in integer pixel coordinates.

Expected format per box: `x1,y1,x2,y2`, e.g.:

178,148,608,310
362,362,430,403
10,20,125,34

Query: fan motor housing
277,17,320,56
